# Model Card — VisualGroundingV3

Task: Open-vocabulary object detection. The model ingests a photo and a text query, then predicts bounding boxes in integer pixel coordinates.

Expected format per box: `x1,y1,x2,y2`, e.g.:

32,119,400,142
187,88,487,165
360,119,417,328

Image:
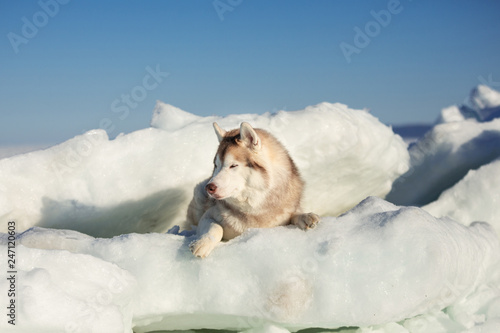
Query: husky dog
187,122,320,258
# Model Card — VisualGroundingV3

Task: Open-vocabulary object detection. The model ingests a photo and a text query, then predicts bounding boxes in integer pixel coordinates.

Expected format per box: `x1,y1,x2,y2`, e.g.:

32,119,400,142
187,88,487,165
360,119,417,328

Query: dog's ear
240,122,261,151
213,122,226,143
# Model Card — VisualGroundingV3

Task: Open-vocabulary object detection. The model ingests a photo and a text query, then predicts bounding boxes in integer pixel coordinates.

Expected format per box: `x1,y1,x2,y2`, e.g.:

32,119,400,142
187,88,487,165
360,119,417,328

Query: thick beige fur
187,122,319,258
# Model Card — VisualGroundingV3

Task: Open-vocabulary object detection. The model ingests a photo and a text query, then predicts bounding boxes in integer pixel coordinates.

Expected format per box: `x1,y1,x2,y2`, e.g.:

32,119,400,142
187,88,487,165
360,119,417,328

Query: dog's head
205,122,269,201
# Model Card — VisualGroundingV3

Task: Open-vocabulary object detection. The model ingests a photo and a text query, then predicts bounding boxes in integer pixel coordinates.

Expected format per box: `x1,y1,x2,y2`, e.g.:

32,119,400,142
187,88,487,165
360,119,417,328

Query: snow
470,85,500,121
435,105,476,124
434,84,500,124
424,157,500,235
386,119,500,207
387,118,500,206
0,101,409,236
1,85,500,332
387,85,500,207
1,197,499,333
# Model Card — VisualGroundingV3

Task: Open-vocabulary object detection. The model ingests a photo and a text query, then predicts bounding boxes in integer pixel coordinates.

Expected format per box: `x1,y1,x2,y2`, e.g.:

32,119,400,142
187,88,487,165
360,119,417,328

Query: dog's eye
230,164,238,169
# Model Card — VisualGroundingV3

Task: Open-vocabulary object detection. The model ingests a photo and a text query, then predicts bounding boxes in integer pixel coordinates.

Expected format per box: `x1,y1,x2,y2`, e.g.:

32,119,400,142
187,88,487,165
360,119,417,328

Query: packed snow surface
424,157,500,235
1,197,499,333
0,102,409,236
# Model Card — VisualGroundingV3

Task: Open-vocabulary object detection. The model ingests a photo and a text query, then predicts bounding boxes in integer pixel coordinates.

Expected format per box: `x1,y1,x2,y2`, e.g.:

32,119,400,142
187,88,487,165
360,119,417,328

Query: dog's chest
218,204,292,240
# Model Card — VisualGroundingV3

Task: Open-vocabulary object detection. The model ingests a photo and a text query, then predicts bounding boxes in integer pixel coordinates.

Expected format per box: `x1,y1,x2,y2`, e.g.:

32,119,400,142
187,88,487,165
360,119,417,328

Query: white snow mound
471,85,500,119
1,197,499,333
0,102,409,236
386,118,500,206
424,157,500,235
436,85,500,124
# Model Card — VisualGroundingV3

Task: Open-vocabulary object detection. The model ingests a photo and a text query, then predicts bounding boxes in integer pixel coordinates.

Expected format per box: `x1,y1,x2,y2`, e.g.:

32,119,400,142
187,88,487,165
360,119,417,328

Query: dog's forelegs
291,212,320,230
186,178,211,226
190,208,223,258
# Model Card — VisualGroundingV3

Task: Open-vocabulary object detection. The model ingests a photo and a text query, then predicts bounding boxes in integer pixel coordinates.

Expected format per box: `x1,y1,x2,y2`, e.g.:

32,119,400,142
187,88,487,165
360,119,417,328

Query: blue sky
1,0,500,145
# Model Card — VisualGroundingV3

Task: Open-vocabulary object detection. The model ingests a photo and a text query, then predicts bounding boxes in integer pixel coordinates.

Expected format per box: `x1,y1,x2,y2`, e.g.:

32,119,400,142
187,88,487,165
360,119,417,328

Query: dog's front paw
293,213,320,230
190,236,217,258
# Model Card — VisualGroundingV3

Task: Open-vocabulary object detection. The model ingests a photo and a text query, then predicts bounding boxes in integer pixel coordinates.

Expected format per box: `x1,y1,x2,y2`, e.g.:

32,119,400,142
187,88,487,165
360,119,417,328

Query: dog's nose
206,183,217,195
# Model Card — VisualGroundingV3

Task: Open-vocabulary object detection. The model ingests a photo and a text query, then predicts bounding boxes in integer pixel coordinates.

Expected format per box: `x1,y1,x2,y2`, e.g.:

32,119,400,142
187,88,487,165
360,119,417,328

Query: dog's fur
187,122,319,258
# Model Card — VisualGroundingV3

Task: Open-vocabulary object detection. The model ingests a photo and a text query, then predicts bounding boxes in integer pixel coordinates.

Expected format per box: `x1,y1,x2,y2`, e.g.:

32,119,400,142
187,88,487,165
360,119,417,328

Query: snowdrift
1,197,499,333
0,102,409,236
386,119,500,206
435,85,500,124
470,85,500,121
424,157,500,235
387,85,500,207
